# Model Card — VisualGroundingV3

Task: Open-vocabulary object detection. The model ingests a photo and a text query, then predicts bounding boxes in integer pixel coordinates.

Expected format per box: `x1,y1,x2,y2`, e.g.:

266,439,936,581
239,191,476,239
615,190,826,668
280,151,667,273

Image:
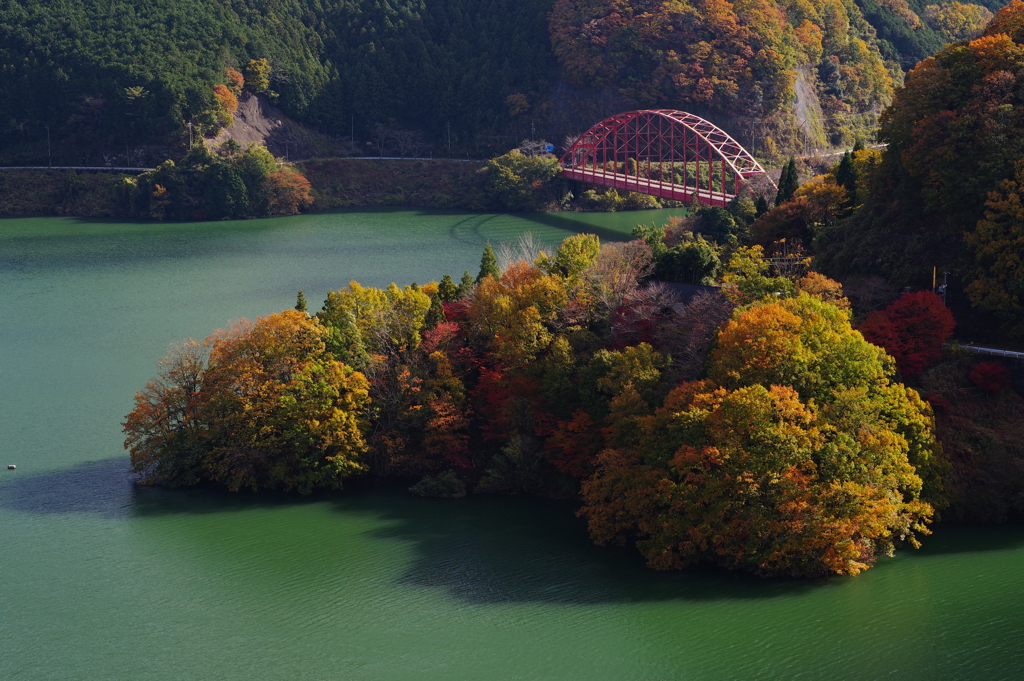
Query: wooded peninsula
2,0,1019,578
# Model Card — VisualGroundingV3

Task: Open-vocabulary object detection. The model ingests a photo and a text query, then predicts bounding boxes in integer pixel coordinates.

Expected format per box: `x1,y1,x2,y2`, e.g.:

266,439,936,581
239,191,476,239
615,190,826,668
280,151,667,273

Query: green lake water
1,208,1023,680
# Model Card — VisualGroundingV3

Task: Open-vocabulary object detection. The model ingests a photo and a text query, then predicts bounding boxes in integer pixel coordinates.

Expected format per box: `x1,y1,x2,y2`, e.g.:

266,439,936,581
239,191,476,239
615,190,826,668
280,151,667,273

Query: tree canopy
125,310,370,493
126,231,950,578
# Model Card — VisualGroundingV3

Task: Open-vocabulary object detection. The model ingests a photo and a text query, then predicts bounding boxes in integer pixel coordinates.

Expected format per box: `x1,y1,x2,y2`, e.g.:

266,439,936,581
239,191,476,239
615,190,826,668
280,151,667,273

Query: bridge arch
559,110,772,207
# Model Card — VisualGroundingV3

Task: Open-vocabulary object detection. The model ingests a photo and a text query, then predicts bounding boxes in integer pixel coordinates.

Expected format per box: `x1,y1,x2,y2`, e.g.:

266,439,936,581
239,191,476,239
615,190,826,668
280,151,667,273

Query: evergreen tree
834,151,857,207
295,290,308,313
853,137,865,152
437,274,459,302
755,194,770,217
775,157,799,206
457,270,476,297
477,243,500,282
424,293,445,328
205,162,250,218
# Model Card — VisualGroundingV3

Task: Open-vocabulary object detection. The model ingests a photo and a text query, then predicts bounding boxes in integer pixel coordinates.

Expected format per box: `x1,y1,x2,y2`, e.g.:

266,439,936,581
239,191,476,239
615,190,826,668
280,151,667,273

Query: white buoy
7,465,15,470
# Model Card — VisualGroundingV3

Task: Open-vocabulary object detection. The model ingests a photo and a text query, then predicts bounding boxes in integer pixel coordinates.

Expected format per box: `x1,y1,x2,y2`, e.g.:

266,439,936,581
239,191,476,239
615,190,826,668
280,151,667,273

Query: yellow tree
124,312,371,493
719,245,794,305
468,262,567,368
199,311,370,493
319,281,431,357
243,58,272,94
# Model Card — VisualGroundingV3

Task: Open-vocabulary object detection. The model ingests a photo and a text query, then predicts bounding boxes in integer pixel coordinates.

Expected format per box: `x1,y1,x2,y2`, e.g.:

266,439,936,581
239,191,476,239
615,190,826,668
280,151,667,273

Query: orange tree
580,293,940,577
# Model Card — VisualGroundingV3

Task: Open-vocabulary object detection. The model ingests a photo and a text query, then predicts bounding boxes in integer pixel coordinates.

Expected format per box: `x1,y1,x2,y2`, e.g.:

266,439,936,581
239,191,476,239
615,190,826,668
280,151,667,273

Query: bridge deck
561,168,734,207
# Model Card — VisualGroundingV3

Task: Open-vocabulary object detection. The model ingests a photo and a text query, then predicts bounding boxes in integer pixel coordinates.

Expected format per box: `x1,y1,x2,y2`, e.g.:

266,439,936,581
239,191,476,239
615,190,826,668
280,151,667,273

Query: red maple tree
859,291,955,377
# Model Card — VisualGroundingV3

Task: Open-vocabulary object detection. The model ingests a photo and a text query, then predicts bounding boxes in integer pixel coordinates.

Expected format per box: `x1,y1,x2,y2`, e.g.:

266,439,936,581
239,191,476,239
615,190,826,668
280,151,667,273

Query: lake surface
2,208,1023,680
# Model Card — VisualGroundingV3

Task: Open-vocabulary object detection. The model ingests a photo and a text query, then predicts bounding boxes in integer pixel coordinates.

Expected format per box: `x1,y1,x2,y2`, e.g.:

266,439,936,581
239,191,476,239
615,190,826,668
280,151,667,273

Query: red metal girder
560,109,773,207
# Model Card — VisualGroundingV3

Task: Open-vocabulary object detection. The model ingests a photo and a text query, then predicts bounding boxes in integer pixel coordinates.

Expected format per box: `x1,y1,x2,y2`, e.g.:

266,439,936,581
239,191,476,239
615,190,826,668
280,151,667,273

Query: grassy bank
300,158,487,210
0,169,123,217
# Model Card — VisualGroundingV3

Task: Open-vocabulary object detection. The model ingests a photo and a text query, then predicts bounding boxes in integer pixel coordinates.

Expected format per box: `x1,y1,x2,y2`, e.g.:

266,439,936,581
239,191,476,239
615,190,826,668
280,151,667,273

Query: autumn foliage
212,84,238,116
126,233,944,578
859,291,956,378
125,311,370,493
548,0,893,147
816,5,1024,338
267,170,314,215
969,360,1013,393
581,294,938,576
225,67,245,95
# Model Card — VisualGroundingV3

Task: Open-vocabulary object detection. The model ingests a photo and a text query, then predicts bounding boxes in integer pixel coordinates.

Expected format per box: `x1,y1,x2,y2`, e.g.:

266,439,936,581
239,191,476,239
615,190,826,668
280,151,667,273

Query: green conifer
295,290,307,313
477,243,500,282
457,270,475,297
755,195,769,217
835,151,857,206
437,274,459,302
775,156,799,206
853,137,865,153
424,294,445,328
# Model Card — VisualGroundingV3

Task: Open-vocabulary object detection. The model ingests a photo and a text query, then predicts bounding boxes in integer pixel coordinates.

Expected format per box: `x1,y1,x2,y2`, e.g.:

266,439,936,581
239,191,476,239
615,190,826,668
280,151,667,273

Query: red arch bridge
559,109,772,208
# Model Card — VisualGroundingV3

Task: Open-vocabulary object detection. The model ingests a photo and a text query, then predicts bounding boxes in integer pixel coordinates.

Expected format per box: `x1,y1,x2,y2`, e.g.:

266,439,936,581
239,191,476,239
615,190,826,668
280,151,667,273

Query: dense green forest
0,0,330,162
0,0,1008,165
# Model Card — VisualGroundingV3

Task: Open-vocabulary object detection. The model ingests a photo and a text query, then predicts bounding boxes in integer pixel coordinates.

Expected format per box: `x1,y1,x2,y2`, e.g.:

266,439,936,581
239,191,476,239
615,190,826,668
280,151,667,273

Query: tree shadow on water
328,488,841,606
9,462,1022,607
909,522,1024,557
0,456,322,519
512,212,633,244
333,488,1024,606
0,456,137,517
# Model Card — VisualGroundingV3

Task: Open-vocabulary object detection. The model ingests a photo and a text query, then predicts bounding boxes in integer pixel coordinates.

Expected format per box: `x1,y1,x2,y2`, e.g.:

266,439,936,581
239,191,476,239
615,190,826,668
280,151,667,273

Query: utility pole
938,271,950,305
188,121,193,150
45,125,51,167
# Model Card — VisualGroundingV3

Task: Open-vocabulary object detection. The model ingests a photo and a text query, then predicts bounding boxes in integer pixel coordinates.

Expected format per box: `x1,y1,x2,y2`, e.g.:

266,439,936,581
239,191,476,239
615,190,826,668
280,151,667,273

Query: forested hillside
0,0,331,162
0,0,1007,164
812,0,1024,339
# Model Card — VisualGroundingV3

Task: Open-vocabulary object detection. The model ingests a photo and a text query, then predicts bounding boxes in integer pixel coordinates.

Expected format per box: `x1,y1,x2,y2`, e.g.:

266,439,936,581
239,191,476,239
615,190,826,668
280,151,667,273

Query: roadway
561,167,735,207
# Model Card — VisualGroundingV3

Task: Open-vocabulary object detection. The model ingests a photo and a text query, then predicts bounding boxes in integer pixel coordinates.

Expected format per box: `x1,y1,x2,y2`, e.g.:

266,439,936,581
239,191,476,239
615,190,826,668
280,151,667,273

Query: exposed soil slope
208,94,343,160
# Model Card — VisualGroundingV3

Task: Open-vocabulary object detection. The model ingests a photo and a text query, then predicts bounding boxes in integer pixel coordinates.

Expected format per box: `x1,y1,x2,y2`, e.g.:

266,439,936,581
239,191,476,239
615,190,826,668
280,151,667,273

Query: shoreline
0,159,491,219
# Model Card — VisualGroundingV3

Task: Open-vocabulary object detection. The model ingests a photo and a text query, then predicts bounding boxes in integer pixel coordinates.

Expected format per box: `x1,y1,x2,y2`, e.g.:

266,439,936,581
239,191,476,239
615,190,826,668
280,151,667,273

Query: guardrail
955,344,1024,360
0,166,156,172
341,157,485,162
